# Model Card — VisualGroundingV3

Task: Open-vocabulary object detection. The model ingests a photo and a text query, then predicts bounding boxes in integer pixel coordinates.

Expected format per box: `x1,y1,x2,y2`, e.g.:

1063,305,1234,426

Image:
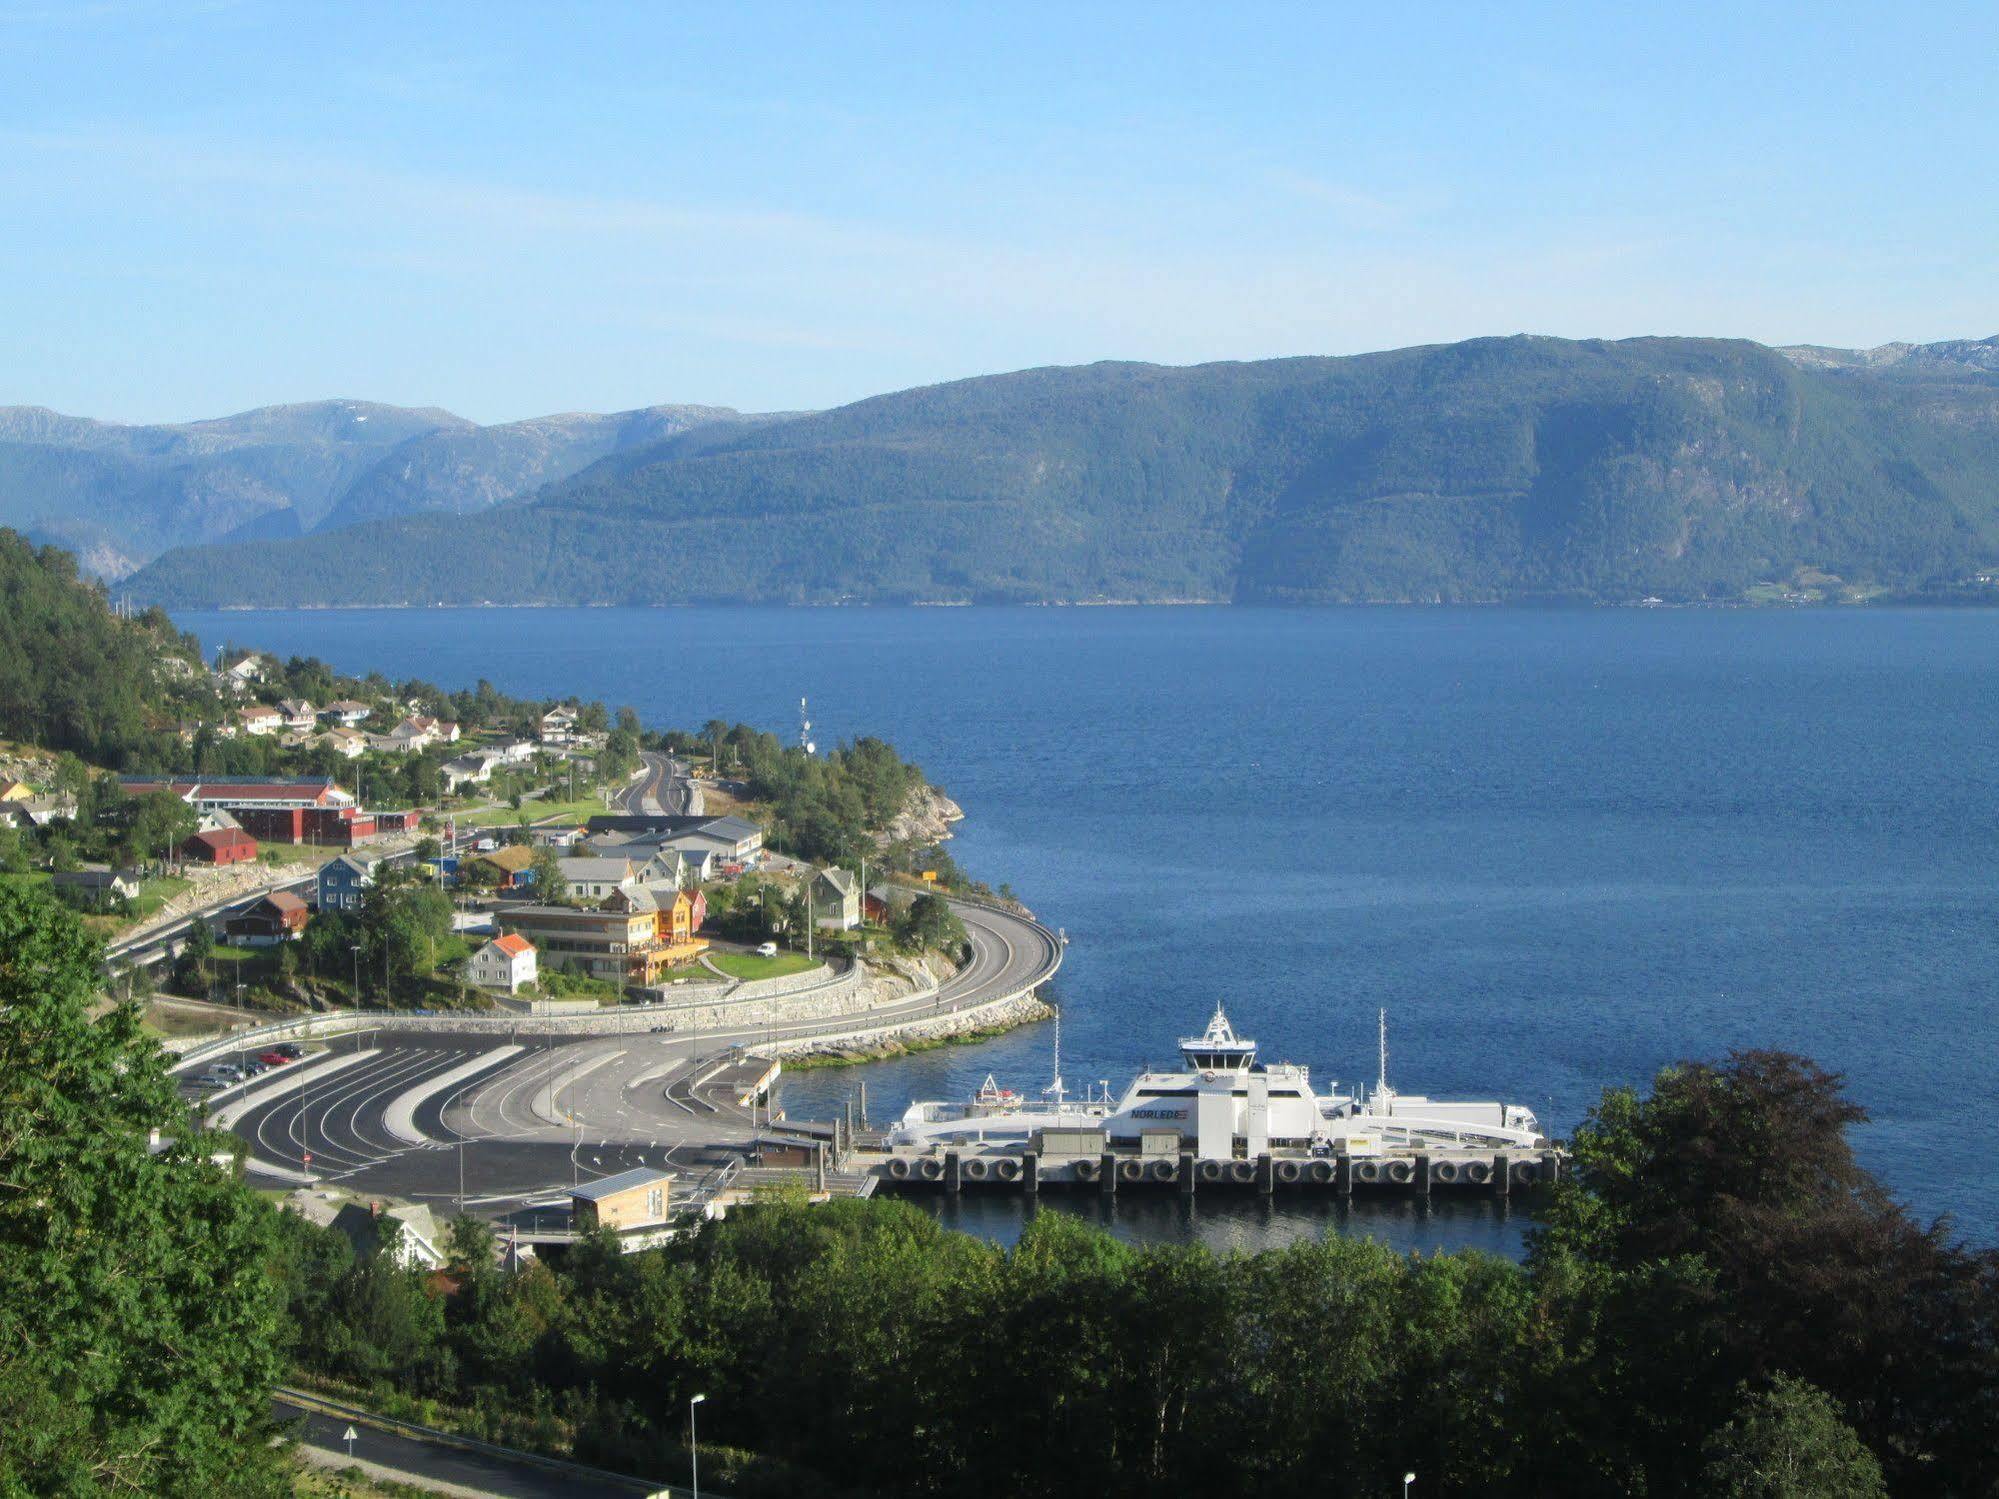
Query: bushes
263,1048,1999,1499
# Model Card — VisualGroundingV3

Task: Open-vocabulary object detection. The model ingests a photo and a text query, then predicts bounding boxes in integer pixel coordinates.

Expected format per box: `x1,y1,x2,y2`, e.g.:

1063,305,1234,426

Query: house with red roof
225,890,309,945
469,933,537,994
182,826,259,866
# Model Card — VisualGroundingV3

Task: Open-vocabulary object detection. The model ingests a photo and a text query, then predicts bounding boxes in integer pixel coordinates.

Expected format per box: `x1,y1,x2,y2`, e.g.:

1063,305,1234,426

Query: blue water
175,607,1999,1250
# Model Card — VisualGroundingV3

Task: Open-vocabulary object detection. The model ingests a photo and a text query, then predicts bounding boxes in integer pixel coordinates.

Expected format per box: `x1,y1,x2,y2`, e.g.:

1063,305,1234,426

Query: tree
895,892,964,953
124,789,197,870
1699,1376,1886,1499
359,864,453,997
530,845,569,905
180,914,216,995
1533,1051,1999,1492
0,885,288,1495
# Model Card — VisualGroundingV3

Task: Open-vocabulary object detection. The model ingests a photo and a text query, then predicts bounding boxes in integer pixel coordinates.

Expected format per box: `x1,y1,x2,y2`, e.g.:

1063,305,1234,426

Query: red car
257,1052,293,1067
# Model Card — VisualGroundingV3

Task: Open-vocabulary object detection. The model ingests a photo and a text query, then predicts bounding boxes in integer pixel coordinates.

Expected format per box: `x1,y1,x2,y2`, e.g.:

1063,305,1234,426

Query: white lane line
382,1046,524,1145
351,1050,466,1156
292,1051,437,1167
544,1049,628,1124
211,1050,379,1131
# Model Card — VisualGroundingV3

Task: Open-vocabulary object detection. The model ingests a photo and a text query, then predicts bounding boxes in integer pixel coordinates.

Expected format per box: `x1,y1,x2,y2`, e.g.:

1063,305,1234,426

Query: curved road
618,751,696,815
193,898,1060,1216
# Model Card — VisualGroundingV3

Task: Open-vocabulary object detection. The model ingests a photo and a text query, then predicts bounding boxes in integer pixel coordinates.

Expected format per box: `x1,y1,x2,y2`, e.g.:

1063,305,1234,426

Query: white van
755,942,779,958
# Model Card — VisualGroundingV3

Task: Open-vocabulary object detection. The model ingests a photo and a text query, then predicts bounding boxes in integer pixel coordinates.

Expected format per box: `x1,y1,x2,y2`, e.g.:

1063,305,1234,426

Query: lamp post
1404,1474,1416,1499
350,943,361,1002
688,1393,707,1499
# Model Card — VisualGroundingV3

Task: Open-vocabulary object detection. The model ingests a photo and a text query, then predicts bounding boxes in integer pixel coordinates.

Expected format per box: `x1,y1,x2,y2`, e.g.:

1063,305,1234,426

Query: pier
862,1139,1562,1198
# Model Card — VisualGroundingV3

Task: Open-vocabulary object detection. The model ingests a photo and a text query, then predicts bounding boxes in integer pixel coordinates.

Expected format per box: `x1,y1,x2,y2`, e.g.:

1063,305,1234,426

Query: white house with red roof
469,933,537,994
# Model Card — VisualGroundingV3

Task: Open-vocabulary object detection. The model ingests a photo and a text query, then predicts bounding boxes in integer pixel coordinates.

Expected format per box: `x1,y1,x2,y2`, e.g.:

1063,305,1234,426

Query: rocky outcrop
880,783,964,848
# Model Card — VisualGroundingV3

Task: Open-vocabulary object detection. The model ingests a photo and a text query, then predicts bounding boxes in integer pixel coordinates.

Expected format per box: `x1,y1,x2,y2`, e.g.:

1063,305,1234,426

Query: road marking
382,1046,524,1145
209,1049,378,1131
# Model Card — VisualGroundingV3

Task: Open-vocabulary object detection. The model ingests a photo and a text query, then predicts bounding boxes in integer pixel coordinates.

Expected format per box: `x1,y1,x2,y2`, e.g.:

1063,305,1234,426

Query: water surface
176,606,1999,1248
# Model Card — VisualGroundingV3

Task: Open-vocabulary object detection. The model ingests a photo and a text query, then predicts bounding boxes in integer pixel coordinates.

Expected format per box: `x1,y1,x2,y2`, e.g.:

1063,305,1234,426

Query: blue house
317,851,383,913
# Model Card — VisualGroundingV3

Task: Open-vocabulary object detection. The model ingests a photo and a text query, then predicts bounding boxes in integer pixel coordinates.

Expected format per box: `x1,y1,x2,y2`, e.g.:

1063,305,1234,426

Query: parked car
258,1051,292,1066
756,941,779,958
274,1043,304,1059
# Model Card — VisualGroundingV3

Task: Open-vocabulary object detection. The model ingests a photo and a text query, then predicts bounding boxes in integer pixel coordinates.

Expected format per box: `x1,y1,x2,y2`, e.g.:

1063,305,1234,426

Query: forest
3,882,1992,1498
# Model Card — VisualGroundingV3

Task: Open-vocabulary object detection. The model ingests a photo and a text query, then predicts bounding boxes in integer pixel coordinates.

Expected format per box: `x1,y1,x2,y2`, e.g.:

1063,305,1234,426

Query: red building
182,827,258,865
225,890,310,945
119,776,403,848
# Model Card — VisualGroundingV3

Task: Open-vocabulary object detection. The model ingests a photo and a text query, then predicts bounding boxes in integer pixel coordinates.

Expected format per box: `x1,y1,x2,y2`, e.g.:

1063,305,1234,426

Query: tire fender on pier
963,1157,990,1182
1308,1159,1334,1184
1387,1159,1414,1184
1119,1159,1144,1182
918,1157,943,1181
1275,1159,1303,1185
888,1157,912,1180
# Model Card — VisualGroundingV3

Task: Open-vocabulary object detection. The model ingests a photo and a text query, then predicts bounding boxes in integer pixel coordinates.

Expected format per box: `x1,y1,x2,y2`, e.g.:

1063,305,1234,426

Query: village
0,648,965,1025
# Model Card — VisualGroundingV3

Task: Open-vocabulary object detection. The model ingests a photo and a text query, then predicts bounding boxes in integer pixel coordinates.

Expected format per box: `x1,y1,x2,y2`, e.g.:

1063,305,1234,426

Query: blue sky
2,2,1995,423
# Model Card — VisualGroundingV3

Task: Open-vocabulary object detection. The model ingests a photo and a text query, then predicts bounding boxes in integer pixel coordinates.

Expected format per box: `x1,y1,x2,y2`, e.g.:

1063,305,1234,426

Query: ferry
891,1006,1544,1158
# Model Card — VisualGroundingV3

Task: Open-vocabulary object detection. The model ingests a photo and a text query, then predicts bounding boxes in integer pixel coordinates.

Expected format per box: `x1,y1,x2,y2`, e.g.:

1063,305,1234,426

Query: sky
1,1,1995,425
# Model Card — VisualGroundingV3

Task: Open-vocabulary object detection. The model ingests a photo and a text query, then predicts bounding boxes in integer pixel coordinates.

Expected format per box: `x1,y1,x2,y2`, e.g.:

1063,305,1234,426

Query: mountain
0,399,768,579
119,334,1999,607
312,404,772,530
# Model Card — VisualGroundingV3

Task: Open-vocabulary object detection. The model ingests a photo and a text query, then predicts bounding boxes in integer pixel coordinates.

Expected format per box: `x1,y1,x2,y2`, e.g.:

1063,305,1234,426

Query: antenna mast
1377,1007,1388,1099
799,697,816,755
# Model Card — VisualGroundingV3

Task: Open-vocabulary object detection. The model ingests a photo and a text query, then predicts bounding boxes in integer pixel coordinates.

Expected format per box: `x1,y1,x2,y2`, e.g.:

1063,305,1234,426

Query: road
618,751,697,816
279,1394,666,1497
193,899,1060,1215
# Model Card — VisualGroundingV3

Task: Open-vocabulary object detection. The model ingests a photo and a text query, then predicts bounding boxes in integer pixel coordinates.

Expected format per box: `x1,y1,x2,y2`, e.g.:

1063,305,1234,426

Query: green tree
895,892,964,953
1699,1376,1887,1499
359,864,453,997
530,845,569,905
0,885,288,1495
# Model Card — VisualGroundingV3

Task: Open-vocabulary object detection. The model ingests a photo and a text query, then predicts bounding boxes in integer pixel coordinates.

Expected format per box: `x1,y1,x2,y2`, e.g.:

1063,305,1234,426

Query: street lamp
688,1393,707,1499
1404,1474,1416,1499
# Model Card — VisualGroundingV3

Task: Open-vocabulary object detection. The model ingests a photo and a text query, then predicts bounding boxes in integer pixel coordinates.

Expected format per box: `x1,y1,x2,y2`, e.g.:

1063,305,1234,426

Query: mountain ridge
64,332,1999,606
0,397,773,577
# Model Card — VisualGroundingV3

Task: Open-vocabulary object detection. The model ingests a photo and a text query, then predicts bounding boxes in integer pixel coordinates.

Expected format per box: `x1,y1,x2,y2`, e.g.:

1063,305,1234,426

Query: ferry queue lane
205,896,1059,1210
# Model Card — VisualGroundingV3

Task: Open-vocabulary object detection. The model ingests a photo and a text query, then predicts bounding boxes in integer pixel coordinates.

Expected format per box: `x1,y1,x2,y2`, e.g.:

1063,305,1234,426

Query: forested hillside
0,529,211,767
125,334,1999,608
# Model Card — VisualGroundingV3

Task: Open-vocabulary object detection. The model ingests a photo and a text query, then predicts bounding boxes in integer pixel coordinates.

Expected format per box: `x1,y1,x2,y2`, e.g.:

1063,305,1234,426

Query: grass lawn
131,874,191,918
455,795,609,829
707,949,818,982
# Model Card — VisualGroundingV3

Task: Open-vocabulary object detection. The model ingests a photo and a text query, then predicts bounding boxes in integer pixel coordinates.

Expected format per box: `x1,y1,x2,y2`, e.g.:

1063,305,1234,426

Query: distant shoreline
177,594,1999,613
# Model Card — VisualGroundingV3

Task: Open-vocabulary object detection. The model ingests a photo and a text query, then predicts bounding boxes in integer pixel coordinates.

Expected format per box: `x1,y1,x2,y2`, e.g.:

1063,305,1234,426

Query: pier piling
1256,1153,1274,1195
1022,1150,1038,1196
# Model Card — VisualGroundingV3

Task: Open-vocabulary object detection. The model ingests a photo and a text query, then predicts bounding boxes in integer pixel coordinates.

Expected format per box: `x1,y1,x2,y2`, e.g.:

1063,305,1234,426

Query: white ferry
891,1006,1544,1158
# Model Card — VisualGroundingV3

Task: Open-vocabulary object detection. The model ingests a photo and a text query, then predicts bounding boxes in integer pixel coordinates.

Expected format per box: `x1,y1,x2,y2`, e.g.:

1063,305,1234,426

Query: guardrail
170,899,1060,1069
277,1385,685,1496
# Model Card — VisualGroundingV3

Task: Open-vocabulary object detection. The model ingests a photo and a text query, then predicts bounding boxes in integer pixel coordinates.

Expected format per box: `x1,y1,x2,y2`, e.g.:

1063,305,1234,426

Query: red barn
183,827,259,865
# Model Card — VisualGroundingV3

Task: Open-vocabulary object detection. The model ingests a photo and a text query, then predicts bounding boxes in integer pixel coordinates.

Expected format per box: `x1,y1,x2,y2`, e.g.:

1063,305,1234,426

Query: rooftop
571,1167,674,1202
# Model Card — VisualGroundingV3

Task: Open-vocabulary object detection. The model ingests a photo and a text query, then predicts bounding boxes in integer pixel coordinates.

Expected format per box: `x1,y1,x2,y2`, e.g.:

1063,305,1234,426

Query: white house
319,700,373,727
469,933,537,994
322,728,367,759
237,704,283,736
441,750,505,792
277,698,317,730
539,707,580,744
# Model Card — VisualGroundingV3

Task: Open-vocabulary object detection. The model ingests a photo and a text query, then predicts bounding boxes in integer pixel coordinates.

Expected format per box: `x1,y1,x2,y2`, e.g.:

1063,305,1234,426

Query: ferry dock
856,1136,1561,1198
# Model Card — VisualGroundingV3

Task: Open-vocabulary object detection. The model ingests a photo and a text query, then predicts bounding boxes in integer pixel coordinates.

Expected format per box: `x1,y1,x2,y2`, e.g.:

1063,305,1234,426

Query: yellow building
571,1168,673,1232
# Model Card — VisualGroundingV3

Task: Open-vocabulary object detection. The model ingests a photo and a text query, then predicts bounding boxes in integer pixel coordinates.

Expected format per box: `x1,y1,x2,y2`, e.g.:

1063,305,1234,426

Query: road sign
342,1424,358,1459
